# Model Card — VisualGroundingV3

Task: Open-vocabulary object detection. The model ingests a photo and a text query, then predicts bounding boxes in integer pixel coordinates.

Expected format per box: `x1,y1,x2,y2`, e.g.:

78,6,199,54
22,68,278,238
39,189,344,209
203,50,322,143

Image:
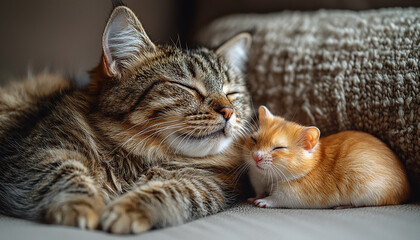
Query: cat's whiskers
135,122,186,149
273,165,305,206
248,100,259,126
128,123,186,157
232,142,251,152
112,119,181,154
150,128,188,159
231,161,250,189
156,125,195,153
111,120,172,153
278,164,298,182
162,125,203,155
272,165,293,190
165,125,201,154
232,124,249,141
173,127,201,155
176,124,206,155
267,166,275,195
124,115,167,132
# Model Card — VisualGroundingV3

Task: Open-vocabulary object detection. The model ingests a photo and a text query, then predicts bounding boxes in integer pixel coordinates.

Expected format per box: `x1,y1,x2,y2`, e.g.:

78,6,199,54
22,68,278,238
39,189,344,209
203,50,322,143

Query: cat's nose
218,107,234,120
253,153,263,163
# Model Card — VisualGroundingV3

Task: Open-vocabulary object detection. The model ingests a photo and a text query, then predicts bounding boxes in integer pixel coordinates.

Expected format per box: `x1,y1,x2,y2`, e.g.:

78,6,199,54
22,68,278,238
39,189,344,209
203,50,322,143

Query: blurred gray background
0,0,418,84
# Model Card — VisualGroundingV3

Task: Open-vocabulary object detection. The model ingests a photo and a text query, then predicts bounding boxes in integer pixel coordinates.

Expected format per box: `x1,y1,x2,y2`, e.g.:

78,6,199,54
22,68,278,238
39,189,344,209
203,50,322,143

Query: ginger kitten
244,106,410,208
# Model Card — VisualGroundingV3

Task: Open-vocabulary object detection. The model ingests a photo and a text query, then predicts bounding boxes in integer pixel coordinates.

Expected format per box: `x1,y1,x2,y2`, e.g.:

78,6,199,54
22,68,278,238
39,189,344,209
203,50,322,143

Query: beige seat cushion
1,203,420,239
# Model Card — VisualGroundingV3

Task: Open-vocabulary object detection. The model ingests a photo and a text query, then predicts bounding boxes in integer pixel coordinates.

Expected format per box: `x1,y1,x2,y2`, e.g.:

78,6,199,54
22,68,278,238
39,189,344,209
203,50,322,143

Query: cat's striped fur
0,6,252,234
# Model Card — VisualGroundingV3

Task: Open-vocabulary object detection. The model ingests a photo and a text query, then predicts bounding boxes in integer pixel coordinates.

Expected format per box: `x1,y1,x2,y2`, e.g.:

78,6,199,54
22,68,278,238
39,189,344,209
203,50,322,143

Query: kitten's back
320,131,410,205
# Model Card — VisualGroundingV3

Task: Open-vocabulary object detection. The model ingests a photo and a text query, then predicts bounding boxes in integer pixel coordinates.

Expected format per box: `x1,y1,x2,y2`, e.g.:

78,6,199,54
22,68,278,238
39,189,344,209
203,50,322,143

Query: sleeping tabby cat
0,6,252,234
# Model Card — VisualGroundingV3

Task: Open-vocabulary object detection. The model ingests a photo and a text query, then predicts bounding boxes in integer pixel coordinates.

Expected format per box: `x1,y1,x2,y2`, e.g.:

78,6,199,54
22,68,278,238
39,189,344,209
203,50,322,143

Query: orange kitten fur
244,106,410,208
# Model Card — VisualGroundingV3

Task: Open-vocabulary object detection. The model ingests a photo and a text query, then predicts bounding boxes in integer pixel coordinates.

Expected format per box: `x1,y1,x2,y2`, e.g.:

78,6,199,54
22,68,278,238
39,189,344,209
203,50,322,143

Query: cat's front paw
101,197,152,234
254,197,277,208
248,193,267,203
46,198,103,230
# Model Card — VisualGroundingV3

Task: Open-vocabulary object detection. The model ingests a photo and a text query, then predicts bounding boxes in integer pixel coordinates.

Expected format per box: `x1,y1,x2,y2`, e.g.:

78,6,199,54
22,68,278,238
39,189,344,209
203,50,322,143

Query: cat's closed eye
226,92,240,102
226,92,240,96
170,81,204,100
250,136,257,143
272,146,287,151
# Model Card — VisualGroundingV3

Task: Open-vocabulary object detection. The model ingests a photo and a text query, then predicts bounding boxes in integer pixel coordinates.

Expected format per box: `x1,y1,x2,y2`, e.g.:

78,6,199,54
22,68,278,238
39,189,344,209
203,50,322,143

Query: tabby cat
0,5,252,234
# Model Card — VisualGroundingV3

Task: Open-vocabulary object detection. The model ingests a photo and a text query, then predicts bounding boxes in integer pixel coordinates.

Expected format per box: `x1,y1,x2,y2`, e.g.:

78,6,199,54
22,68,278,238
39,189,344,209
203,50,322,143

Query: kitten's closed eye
250,136,257,143
273,146,287,151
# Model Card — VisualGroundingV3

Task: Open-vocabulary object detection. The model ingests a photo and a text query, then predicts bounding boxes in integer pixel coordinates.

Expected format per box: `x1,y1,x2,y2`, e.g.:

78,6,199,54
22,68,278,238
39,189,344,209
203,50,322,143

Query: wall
0,0,180,84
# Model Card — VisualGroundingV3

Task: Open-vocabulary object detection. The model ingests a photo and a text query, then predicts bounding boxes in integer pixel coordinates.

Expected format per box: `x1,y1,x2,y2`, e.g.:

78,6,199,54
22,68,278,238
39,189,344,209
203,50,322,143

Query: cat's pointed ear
300,127,320,151
102,6,156,78
258,105,274,123
216,32,252,71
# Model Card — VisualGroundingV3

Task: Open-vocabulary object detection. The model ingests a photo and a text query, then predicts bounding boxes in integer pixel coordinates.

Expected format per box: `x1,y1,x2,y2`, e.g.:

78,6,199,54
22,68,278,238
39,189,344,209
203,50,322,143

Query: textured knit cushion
198,8,420,193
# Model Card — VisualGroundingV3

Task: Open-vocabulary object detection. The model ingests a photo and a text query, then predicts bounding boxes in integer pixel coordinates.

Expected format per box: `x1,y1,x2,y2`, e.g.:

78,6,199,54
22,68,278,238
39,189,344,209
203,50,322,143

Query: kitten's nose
218,107,234,120
253,153,263,163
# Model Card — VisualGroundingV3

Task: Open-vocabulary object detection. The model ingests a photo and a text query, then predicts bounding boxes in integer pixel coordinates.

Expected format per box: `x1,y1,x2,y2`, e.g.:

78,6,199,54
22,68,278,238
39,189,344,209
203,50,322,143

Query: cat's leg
38,157,104,229
100,167,229,234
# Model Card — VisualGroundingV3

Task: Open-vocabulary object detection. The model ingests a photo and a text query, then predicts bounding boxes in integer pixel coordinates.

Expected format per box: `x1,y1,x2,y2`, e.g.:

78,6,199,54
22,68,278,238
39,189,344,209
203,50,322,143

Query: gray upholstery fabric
1,203,420,240
198,8,420,192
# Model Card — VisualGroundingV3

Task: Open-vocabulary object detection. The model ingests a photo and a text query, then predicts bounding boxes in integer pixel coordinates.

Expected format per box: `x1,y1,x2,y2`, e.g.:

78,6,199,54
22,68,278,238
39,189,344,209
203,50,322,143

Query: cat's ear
102,6,156,78
300,127,320,151
258,106,274,123
216,32,252,71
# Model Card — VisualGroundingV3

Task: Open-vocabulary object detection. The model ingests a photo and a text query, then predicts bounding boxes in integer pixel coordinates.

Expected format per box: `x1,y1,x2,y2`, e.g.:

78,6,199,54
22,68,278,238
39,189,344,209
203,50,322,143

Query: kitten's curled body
245,106,410,209
0,6,252,234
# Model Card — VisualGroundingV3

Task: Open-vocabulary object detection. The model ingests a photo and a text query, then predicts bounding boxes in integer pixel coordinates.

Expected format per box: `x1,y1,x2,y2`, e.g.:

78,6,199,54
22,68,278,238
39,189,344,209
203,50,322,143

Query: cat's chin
166,134,233,158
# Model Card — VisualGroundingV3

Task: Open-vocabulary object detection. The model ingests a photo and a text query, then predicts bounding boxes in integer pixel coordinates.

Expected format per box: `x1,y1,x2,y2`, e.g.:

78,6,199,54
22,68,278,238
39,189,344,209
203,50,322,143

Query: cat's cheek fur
169,135,233,157
163,114,238,157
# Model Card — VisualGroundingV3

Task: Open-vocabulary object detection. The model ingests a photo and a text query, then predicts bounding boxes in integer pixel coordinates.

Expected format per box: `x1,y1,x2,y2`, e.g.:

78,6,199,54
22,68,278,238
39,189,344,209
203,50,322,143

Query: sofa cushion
198,8,420,193
1,203,420,239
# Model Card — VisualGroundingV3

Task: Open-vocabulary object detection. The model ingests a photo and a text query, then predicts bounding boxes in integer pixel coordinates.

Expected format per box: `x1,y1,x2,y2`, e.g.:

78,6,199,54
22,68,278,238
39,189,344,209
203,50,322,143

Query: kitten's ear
216,32,252,71
102,6,156,78
258,106,274,123
300,127,320,151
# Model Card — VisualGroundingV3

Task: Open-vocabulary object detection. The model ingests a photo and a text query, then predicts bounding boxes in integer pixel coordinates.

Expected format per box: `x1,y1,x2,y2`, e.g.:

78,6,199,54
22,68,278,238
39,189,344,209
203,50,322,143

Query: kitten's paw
46,199,102,230
100,198,152,234
254,198,277,208
248,194,267,203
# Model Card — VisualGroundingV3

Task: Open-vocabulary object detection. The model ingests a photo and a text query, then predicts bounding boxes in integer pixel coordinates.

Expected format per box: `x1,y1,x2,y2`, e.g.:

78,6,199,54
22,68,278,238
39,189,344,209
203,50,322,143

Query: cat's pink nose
218,107,234,120
253,153,263,163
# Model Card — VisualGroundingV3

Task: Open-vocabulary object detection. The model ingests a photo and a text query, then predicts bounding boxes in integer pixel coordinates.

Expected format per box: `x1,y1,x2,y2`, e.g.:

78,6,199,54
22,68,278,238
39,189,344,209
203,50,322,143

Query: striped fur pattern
0,6,252,234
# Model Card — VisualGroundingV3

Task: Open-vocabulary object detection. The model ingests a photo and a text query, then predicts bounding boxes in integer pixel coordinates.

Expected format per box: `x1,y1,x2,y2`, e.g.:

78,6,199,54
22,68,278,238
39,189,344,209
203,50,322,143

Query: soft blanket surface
1,203,420,240
198,8,420,192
